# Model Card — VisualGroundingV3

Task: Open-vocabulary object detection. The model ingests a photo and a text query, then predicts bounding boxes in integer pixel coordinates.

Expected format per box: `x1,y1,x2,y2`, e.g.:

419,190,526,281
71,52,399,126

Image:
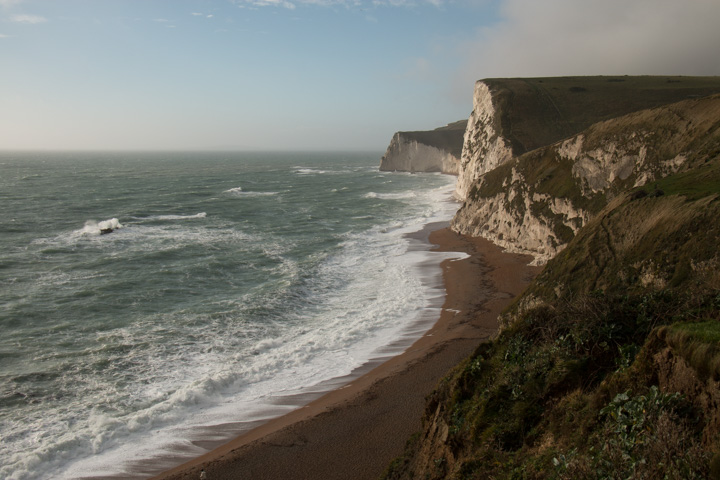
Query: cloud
10,13,47,24
0,0,23,8
455,0,720,88
232,0,448,8
0,33,9,38
235,0,296,8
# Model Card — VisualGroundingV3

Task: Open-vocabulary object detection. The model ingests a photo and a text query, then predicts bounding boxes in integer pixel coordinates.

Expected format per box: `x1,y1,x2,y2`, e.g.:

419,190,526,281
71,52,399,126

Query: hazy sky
1,0,719,151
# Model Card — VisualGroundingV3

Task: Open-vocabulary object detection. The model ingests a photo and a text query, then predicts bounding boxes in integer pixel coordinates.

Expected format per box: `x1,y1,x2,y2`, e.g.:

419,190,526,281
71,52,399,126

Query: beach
152,226,540,480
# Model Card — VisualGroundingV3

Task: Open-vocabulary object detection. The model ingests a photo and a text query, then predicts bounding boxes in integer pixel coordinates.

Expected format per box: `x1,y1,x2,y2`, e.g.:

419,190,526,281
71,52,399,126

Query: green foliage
599,387,684,450
428,289,720,479
553,387,708,479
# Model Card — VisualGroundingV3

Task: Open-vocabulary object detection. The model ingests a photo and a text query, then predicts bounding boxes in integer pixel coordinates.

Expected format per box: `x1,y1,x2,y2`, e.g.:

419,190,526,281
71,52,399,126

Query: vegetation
384,288,720,479
484,76,720,155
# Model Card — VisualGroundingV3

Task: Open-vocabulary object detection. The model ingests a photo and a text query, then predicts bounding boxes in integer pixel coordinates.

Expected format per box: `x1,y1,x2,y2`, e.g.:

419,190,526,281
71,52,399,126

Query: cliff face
453,94,720,265
380,120,466,174
453,77,720,265
457,76,720,200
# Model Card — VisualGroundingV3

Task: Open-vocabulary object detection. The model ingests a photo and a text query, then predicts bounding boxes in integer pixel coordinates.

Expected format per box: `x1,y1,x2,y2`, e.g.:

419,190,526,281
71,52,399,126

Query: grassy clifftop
483,76,720,156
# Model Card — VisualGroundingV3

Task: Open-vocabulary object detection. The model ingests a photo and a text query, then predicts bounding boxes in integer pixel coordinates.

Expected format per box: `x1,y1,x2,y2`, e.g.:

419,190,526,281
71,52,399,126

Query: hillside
383,79,720,479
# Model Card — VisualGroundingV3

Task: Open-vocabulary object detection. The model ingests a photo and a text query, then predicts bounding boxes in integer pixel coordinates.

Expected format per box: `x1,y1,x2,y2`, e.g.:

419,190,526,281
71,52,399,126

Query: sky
1,0,719,151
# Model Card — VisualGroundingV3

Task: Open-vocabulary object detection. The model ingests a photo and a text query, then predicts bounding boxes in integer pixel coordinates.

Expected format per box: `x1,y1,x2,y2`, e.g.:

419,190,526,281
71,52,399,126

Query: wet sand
153,228,540,480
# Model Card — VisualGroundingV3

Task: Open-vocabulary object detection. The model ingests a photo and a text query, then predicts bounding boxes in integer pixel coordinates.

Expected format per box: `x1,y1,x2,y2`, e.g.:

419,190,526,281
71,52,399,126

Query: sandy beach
153,227,540,480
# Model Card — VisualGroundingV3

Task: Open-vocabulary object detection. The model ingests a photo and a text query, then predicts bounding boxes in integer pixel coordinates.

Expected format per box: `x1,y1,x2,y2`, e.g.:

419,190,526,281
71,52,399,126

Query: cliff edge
380,120,467,174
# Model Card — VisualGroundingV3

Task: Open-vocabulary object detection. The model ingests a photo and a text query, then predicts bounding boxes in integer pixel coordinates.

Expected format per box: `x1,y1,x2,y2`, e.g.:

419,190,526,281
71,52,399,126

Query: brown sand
153,228,540,480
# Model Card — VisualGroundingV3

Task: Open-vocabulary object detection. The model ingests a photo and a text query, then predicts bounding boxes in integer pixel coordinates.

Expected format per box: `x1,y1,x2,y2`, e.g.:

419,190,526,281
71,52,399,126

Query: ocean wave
295,168,326,175
79,218,123,236
138,212,207,221
223,187,278,197
363,191,418,200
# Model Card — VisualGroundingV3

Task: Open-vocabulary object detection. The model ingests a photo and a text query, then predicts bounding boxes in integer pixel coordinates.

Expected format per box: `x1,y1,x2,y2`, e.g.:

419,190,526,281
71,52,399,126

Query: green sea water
0,151,459,479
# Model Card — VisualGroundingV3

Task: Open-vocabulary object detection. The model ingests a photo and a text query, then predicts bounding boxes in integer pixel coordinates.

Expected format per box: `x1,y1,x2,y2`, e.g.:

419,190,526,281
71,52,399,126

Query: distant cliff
380,120,466,174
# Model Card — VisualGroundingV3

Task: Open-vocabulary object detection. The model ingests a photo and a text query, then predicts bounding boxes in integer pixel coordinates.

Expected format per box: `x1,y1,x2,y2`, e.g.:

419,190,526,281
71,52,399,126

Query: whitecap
224,187,277,198
80,218,123,236
142,213,207,221
363,191,417,200
295,168,326,175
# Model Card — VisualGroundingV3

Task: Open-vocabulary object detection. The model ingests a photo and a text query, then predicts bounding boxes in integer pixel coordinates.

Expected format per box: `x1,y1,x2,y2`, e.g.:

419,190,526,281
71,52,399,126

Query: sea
0,151,462,479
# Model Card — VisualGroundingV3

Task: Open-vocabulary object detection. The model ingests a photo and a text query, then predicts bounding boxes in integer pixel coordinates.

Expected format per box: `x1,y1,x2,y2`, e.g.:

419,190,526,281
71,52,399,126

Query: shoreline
151,227,540,480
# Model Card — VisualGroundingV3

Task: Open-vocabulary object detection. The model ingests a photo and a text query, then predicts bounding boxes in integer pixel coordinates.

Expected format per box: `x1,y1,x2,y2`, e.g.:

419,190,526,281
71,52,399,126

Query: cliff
383,77,720,480
457,76,720,199
454,93,720,265
380,120,467,174
454,76,720,265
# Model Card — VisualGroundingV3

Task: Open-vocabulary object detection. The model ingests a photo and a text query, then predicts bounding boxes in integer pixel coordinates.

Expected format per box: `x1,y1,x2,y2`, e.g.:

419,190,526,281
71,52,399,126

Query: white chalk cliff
451,83,720,265
380,120,466,174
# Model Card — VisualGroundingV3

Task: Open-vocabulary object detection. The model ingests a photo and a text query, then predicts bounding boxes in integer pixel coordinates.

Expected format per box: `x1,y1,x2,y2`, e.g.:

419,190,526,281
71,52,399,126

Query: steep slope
380,120,467,174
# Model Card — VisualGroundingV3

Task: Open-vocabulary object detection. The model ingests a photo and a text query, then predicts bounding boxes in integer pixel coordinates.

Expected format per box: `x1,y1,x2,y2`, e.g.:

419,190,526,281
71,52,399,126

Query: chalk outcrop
380,120,466,174
451,77,720,265
453,94,720,264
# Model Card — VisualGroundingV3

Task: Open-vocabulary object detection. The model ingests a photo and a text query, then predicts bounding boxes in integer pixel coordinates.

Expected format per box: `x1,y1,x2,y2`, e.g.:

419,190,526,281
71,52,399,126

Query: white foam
223,187,277,197
142,212,207,220
364,191,418,200
79,218,122,236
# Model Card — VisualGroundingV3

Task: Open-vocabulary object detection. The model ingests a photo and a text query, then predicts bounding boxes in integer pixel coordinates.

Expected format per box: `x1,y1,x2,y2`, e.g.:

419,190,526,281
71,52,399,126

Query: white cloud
232,0,448,7
191,12,203,16
10,13,47,24
0,33,9,38
455,0,720,88
236,0,296,8
0,0,23,8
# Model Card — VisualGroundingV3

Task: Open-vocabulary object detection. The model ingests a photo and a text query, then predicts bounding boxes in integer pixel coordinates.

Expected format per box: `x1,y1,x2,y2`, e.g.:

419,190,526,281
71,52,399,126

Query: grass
638,160,720,200
483,76,720,156
659,320,720,380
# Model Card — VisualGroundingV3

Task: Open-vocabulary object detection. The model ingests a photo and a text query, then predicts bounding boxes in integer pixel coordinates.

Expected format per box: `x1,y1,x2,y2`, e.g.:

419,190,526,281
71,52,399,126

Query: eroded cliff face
456,81,515,198
380,120,467,174
452,93,720,265
380,132,461,174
